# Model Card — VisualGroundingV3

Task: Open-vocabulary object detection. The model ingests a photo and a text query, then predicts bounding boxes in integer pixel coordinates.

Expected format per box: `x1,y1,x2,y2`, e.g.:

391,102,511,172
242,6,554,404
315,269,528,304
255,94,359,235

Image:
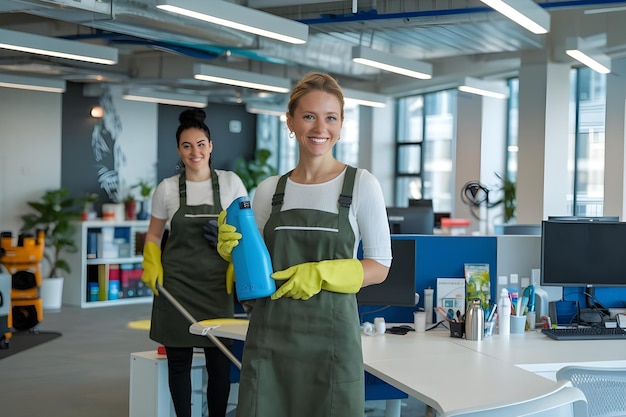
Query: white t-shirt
253,168,392,267
151,170,248,222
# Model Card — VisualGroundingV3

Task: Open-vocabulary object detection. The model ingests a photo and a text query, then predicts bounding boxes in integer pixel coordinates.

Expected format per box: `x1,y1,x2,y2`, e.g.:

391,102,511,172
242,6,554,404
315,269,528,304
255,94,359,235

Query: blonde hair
287,71,344,121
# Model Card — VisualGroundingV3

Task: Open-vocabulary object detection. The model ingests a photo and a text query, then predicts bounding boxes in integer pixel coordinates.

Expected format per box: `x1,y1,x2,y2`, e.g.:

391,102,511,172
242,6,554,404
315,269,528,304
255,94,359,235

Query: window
571,67,607,216
396,91,455,212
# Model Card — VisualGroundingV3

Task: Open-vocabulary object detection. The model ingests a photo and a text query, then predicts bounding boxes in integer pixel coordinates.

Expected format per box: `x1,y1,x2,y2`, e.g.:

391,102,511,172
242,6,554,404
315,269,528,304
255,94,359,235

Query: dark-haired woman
141,108,247,417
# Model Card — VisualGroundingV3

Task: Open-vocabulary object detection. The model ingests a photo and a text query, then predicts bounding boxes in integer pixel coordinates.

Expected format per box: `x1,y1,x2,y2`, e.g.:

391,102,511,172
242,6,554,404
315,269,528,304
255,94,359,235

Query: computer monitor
357,238,416,307
540,220,626,288
547,216,619,222
408,199,433,207
386,206,434,235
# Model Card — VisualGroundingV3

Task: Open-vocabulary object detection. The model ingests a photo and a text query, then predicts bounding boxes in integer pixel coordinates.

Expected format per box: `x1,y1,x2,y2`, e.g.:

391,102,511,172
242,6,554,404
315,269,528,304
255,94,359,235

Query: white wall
0,85,159,236
0,88,63,233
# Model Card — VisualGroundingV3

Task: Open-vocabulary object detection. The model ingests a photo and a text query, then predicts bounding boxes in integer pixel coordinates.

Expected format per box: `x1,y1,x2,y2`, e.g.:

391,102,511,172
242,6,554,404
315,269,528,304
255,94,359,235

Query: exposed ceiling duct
0,0,625,103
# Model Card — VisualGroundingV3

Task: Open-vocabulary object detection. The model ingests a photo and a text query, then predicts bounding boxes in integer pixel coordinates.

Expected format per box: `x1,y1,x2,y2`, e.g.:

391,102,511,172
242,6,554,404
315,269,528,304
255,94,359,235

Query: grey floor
1,302,426,417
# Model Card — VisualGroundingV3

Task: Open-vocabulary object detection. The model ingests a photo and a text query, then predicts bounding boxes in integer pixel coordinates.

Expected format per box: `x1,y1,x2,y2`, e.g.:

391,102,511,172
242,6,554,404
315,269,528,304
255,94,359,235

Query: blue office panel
359,235,498,324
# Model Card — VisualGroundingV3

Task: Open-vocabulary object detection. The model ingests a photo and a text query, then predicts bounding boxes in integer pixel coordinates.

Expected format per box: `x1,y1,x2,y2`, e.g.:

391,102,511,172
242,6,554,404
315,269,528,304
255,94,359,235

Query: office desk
133,322,611,416
451,330,626,379
361,330,591,416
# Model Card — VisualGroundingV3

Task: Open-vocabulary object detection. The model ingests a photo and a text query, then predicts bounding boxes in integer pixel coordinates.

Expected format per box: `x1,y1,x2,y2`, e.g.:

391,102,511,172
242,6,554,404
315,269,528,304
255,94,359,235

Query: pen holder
510,315,526,334
449,321,465,338
484,321,496,338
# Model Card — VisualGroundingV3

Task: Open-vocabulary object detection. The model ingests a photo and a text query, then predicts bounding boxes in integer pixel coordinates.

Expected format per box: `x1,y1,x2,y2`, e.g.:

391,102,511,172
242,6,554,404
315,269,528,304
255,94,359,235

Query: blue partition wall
359,235,497,324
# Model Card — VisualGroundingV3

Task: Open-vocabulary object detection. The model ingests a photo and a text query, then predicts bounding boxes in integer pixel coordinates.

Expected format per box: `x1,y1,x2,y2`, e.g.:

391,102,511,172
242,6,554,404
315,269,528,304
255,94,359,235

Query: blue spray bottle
226,196,276,300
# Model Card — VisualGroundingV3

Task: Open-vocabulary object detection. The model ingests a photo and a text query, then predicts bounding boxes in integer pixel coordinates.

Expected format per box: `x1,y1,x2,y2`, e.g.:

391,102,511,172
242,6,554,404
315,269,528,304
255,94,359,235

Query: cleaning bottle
498,288,511,336
226,196,275,300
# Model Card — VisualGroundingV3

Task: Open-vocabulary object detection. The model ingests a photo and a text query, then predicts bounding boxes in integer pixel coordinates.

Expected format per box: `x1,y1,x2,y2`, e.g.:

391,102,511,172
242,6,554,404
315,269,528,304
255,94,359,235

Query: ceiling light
480,0,550,34
351,46,432,80
194,64,291,93
245,102,286,117
343,88,387,108
0,28,118,65
458,77,509,99
0,73,65,93
565,37,611,74
122,89,207,108
156,0,308,44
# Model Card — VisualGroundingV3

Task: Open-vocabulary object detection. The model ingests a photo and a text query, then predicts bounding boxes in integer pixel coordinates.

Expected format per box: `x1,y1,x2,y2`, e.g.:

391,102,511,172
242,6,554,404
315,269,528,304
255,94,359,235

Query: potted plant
131,179,155,220
123,194,137,220
234,149,278,195
20,188,91,309
490,172,516,223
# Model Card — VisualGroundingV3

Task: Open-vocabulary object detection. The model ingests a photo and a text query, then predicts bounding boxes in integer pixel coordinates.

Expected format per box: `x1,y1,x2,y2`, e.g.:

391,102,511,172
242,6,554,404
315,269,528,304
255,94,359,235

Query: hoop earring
289,131,295,138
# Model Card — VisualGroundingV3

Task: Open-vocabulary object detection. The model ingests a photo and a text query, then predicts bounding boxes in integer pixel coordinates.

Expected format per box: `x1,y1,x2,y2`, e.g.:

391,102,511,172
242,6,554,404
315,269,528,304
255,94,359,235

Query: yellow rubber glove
270,259,364,300
226,263,235,295
141,241,163,295
217,210,241,263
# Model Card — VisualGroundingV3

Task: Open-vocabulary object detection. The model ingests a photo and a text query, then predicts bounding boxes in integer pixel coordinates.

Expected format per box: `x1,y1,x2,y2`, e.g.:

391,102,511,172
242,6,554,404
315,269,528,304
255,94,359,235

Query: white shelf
86,256,143,265
64,220,151,308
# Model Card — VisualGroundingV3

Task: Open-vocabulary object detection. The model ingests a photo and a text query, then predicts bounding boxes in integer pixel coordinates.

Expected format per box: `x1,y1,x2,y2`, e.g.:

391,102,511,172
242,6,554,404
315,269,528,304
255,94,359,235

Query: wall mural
91,88,126,203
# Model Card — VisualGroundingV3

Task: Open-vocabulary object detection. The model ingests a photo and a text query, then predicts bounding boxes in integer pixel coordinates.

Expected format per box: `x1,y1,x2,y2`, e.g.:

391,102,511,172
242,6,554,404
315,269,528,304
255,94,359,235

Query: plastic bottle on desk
226,196,275,300
498,288,511,336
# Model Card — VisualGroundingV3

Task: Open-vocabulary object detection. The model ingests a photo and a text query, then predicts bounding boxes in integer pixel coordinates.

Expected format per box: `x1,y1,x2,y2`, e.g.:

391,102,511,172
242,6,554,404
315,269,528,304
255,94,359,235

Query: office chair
557,366,626,417
443,381,587,417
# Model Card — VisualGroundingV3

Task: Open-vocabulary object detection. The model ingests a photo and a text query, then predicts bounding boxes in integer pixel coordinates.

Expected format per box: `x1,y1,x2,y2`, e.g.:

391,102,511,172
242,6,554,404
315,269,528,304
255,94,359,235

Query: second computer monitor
386,205,434,235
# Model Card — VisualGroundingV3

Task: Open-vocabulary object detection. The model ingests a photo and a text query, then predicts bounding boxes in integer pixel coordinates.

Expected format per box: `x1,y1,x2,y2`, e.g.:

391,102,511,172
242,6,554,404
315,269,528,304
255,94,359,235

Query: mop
156,283,242,369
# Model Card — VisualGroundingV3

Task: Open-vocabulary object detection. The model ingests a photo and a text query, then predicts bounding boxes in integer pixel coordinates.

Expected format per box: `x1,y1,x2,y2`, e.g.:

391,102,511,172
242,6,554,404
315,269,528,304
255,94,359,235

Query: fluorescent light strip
480,0,550,34
245,103,286,117
343,88,387,108
0,73,65,93
352,46,432,80
458,77,509,99
566,50,611,74
194,64,291,93
122,90,207,108
458,85,508,99
0,28,118,65
157,0,308,44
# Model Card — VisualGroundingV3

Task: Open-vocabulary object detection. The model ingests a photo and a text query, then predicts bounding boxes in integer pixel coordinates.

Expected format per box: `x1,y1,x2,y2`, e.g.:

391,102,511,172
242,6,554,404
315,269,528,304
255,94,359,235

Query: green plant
234,149,278,192
20,188,93,278
131,180,155,201
491,172,516,223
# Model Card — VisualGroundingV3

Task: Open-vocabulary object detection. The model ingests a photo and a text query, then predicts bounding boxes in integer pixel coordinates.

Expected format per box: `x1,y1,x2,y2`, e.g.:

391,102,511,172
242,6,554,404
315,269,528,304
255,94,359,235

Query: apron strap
178,172,187,206
337,166,357,255
271,170,292,212
211,168,223,211
178,169,223,210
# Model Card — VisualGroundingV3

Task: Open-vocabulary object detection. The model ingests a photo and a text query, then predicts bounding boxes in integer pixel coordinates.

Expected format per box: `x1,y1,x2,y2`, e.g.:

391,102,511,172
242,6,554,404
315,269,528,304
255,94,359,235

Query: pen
518,296,529,316
437,306,452,321
486,304,498,323
525,285,535,312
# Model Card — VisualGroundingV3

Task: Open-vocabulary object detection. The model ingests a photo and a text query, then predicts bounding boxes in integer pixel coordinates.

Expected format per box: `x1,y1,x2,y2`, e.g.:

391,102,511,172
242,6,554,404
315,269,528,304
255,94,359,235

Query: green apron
150,171,233,347
236,166,364,417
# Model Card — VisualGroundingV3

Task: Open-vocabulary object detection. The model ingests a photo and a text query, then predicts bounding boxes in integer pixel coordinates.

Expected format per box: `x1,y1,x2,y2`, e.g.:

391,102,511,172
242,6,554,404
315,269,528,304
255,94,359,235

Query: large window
570,67,607,216
396,91,456,212
505,69,607,219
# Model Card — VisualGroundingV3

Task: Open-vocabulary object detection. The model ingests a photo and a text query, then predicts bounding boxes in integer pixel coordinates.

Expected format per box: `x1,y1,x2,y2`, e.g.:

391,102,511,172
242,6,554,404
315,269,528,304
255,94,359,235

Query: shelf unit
64,220,152,308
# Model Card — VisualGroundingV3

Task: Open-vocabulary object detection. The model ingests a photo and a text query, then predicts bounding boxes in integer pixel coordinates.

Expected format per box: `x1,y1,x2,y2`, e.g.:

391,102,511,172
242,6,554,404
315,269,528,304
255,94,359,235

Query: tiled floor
1,302,426,417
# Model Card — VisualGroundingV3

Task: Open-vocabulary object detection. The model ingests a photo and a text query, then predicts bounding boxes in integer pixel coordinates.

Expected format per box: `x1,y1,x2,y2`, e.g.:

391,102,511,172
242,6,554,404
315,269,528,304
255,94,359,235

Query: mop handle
156,283,242,370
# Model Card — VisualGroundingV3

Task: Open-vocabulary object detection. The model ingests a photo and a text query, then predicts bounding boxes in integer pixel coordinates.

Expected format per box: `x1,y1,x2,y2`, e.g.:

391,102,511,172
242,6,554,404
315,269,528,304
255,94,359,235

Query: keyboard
541,326,626,341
